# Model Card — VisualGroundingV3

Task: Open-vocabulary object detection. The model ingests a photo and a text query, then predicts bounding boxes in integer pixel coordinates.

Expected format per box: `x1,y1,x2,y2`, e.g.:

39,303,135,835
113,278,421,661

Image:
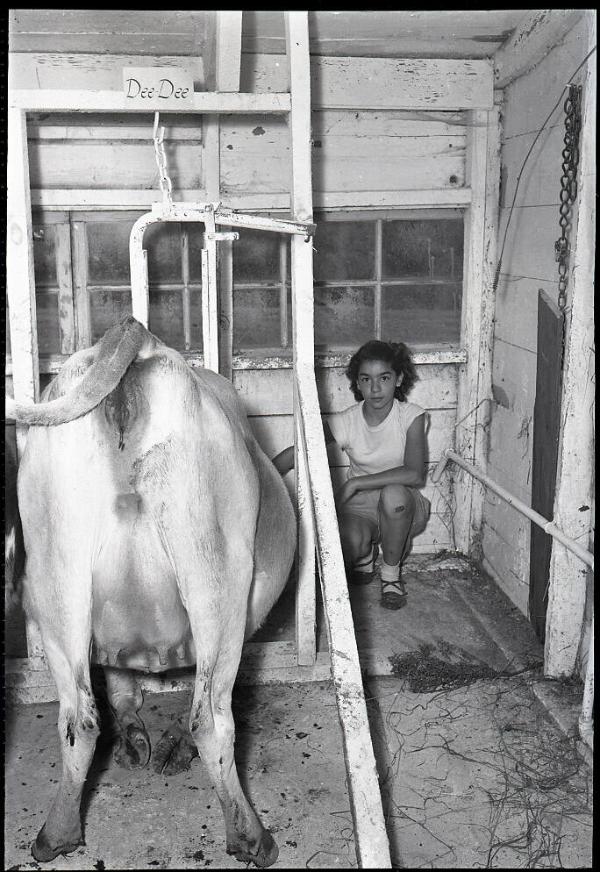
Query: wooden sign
123,67,194,106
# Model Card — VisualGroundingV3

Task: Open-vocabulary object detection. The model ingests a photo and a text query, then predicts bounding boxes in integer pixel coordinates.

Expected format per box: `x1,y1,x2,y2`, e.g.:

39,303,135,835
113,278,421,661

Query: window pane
314,222,375,281
33,225,58,286
382,218,463,280
88,220,183,285
36,291,61,354
88,221,134,285
233,287,281,350
381,284,461,344
233,229,281,283
90,290,132,342
148,290,185,348
145,223,183,283
314,286,375,348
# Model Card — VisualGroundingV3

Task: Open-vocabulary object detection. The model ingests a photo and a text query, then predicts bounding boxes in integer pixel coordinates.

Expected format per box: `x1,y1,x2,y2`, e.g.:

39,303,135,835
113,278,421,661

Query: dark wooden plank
528,289,563,641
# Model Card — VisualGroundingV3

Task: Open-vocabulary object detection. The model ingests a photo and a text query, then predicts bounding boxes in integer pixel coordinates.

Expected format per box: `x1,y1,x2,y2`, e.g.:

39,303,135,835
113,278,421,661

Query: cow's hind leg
31,639,100,862
188,654,278,868
104,668,151,769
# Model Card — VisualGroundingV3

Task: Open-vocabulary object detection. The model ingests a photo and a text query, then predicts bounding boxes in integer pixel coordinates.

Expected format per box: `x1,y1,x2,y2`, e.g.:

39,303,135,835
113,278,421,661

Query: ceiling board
10,9,532,59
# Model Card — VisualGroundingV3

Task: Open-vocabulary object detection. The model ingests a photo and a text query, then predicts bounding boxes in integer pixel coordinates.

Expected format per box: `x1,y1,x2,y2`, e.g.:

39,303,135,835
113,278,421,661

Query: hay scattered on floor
388,642,536,693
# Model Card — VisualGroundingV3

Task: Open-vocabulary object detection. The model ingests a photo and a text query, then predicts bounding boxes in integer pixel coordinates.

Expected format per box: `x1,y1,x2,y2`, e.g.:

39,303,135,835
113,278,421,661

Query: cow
7,315,296,867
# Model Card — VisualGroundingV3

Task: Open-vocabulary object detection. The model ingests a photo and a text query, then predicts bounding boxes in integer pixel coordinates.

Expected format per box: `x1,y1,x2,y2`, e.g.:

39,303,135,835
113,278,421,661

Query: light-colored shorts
338,486,430,542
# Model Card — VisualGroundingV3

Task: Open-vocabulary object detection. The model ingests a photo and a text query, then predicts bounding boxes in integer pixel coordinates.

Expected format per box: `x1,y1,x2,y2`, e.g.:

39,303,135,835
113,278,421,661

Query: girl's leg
378,485,416,608
338,512,377,582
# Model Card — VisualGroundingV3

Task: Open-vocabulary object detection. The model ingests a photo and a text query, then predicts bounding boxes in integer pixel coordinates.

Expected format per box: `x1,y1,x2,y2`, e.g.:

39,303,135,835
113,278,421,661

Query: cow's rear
14,319,296,867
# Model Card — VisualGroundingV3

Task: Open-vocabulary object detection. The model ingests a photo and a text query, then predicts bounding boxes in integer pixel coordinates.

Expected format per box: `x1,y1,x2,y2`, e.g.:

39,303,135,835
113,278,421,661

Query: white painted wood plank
286,11,318,672
54,222,75,355
494,10,586,88
9,52,205,91
10,89,291,113
313,57,493,110
29,141,203,190
31,187,471,211
233,365,458,415
453,108,495,555
6,108,40,431
545,33,595,677
70,220,92,347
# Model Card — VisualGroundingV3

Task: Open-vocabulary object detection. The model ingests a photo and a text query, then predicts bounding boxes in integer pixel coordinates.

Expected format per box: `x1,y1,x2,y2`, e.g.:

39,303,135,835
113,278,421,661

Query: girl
273,339,430,609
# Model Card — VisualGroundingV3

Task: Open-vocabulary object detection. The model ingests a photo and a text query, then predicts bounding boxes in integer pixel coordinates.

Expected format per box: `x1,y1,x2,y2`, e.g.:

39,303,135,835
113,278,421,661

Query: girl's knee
379,485,415,518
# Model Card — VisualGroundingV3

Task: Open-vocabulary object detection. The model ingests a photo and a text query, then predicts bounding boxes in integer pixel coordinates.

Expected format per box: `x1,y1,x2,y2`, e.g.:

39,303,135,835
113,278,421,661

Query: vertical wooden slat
181,227,192,350
70,219,92,348
374,218,383,339
453,107,497,555
219,240,234,379
55,221,75,355
545,18,595,677
286,11,317,667
279,236,289,348
203,11,242,377
7,107,40,456
200,209,219,372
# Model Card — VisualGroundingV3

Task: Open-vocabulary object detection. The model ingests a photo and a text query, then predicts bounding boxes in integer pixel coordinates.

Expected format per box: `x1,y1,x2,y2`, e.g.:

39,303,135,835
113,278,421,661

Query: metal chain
554,84,582,311
153,112,173,207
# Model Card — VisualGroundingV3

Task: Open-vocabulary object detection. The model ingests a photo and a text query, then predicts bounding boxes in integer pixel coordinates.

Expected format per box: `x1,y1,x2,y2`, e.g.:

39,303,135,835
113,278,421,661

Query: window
12,209,463,368
232,211,463,353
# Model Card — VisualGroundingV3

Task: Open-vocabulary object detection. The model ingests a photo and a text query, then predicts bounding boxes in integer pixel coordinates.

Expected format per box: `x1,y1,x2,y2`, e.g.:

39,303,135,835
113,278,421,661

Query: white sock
380,558,401,582
354,545,375,573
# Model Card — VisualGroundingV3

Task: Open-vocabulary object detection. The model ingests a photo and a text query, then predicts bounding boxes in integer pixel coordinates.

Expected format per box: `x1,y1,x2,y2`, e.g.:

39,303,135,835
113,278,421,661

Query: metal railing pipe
432,448,594,570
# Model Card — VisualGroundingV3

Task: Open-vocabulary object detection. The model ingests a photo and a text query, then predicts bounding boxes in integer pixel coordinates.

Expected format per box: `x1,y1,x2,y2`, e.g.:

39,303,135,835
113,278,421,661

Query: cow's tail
5,316,154,426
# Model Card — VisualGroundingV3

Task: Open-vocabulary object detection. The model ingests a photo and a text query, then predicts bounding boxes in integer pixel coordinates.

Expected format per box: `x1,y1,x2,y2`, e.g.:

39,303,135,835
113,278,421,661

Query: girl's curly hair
345,339,418,402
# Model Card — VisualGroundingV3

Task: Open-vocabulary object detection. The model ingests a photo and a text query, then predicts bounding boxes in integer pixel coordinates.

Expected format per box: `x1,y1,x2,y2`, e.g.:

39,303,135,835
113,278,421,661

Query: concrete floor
4,555,593,869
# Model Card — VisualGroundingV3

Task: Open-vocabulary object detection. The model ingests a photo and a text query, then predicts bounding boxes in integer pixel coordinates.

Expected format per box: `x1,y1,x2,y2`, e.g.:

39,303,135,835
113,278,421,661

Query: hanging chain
554,84,582,312
153,112,173,207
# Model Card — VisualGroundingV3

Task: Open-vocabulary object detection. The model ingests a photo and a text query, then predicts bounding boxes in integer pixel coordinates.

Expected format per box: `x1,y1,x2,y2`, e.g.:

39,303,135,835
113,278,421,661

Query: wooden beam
494,10,586,88
286,11,317,670
202,12,243,377
545,20,595,677
6,108,40,441
9,89,290,113
453,108,497,554
312,57,493,110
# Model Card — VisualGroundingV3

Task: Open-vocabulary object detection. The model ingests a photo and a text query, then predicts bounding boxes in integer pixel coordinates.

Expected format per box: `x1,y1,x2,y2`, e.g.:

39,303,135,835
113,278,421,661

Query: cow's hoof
31,826,83,863
153,727,198,775
114,724,151,769
229,831,279,868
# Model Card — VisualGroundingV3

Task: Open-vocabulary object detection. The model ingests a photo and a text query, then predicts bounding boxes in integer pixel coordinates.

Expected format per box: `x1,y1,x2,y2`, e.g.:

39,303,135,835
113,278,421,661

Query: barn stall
5,9,594,869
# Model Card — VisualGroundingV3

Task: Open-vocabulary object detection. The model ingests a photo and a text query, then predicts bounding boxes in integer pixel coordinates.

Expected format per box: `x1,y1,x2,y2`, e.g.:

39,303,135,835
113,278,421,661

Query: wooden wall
481,16,591,613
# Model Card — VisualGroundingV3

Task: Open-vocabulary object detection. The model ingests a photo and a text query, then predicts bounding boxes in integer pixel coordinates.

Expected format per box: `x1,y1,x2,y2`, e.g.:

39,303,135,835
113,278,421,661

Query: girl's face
356,358,402,414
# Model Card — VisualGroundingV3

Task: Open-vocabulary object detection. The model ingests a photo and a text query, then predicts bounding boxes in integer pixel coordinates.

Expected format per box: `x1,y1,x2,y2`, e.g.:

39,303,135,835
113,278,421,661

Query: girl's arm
272,420,336,475
337,415,427,502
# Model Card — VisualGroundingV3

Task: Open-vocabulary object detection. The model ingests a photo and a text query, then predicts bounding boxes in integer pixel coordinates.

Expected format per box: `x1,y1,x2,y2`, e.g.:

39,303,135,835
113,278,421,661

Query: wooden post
286,11,317,667
203,11,242,379
6,107,40,456
545,17,595,677
453,107,498,555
